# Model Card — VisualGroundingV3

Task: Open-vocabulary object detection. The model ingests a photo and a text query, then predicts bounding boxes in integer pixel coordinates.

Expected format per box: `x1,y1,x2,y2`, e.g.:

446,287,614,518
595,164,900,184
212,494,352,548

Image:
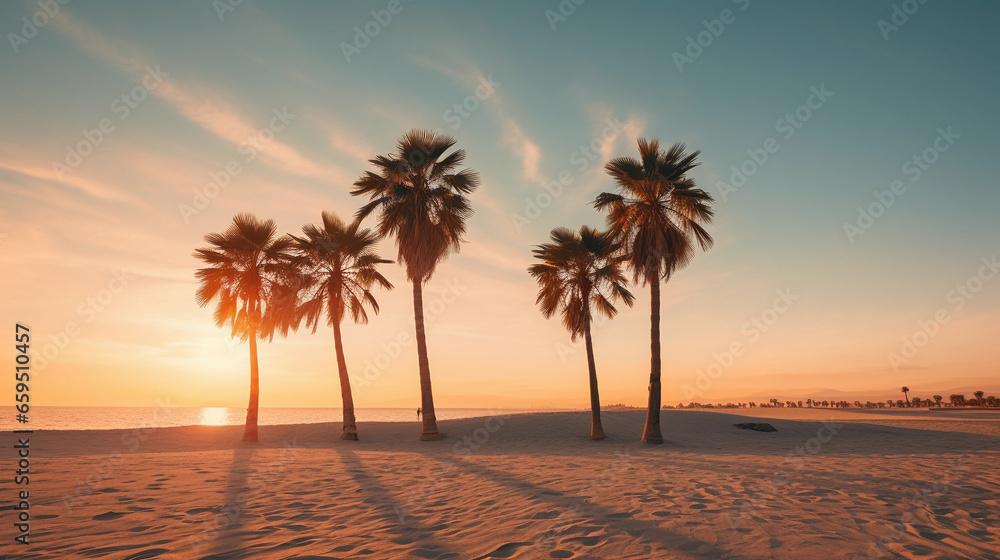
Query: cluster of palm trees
675,391,1000,410
529,140,714,442
195,130,478,442
195,128,715,445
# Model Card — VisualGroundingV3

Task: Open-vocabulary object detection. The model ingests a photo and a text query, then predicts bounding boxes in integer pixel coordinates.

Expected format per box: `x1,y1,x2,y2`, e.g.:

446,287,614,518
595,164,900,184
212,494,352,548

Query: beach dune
4,409,999,559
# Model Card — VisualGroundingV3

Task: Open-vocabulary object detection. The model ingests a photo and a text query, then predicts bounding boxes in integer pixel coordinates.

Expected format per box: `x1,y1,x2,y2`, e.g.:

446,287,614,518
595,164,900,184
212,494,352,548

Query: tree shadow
415,451,730,559
192,444,257,559
333,447,462,559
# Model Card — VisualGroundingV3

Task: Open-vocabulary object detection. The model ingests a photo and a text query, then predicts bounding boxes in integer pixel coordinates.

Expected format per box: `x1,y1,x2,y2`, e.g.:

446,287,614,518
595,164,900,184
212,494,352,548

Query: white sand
3,409,999,559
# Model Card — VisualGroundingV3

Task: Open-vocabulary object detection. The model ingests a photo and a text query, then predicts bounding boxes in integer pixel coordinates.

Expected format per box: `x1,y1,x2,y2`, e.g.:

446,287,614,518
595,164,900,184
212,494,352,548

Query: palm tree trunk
332,320,358,440
583,319,606,440
243,330,259,442
413,279,441,440
642,278,664,443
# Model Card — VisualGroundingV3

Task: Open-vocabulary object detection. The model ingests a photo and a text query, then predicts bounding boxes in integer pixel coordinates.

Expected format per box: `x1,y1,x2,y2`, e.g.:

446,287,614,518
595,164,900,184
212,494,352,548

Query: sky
1,0,998,409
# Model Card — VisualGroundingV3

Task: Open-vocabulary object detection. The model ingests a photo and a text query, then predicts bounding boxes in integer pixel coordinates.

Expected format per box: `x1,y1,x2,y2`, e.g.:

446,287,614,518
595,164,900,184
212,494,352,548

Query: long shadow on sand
192,445,256,560
333,447,462,560
415,451,731,559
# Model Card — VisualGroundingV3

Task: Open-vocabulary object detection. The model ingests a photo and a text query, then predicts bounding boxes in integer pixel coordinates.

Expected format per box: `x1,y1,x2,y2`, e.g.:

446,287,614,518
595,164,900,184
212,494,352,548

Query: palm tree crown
529,226,635,339
352,128,480,282
290,212,394,330
194,213,298,342
595,139,714,284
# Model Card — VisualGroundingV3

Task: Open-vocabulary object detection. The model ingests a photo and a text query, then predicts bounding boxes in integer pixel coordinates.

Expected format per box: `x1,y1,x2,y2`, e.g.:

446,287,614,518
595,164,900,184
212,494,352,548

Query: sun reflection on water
199,407,230,426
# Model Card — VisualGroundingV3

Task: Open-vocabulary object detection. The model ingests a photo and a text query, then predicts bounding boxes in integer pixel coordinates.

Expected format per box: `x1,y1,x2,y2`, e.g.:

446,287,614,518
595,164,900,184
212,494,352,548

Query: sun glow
199,407,230,426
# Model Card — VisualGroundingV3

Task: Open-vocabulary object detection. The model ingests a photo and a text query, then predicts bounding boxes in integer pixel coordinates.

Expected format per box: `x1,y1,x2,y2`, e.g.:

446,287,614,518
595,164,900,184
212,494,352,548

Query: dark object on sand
733,422,777,432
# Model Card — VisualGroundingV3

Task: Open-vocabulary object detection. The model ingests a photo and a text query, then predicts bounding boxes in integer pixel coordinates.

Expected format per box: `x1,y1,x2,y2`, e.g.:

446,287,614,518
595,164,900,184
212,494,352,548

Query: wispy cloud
0,151,136,204
49,11,352,185
409,54,543,183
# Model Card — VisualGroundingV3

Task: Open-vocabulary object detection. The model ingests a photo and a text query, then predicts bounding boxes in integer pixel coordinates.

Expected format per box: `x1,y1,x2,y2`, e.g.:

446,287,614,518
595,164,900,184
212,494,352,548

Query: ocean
0,406,559,431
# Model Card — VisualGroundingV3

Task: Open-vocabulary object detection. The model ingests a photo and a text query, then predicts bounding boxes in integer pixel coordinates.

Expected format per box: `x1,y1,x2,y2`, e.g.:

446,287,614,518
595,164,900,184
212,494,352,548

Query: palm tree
194,213,297,442
352,129,480,440
901,386,910,406
911,397,922,408
290,212,393,440
950,394,966,407
973,390,985,407
528,226,635,440
595,139,713,443
933,395,944,408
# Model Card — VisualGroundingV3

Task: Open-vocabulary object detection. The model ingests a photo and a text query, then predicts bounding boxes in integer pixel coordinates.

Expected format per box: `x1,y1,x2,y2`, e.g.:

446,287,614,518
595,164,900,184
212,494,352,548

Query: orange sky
2,2,998,409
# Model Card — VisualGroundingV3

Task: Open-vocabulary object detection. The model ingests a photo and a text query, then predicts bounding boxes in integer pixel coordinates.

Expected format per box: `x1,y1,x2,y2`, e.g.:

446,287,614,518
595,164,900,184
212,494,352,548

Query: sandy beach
3,409,998,559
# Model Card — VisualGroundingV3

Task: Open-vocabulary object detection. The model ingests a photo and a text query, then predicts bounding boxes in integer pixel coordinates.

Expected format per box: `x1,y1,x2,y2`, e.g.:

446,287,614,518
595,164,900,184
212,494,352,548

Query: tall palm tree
595,139,714,443
973,390,985,407
901,386,910,406
528,226,635,440
352,129,480,440
194,213,297,442
290,211,393,440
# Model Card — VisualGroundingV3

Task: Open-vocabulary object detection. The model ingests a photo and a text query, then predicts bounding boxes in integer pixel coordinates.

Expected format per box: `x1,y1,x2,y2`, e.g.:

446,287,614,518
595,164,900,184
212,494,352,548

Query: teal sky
2,1,998,408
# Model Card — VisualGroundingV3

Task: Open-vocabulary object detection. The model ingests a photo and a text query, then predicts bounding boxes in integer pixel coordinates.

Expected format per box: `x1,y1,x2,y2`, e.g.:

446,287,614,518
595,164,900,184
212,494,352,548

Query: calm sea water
0,407,557,431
